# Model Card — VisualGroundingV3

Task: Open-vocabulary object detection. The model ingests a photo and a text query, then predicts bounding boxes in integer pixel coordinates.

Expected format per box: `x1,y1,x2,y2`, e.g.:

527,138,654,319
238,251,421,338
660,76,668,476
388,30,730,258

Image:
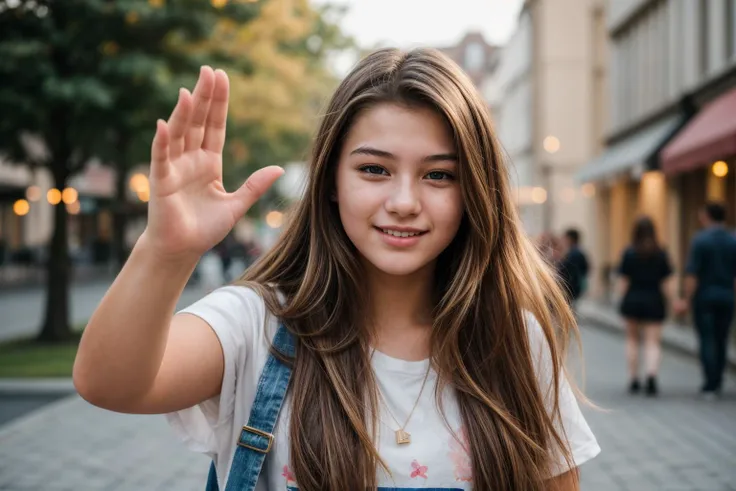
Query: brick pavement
577,327,736,491
0,397,208,491
0,324,734,490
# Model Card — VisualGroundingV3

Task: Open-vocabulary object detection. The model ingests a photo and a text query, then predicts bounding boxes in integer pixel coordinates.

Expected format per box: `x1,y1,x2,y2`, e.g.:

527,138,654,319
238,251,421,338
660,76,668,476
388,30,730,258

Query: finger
230,166,285,216
202,69,230,154
167,88,193,160
185,66,216,152
150,119,170,179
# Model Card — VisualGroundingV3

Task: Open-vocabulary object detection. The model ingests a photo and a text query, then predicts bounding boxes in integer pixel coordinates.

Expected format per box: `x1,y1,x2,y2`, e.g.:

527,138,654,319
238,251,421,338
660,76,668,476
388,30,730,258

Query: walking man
559,228,590,307
678,202,736,398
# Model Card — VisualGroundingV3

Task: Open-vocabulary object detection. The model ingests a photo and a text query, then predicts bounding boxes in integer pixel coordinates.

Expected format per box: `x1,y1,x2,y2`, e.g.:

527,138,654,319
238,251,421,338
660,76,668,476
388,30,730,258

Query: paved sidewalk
576,328,736,491
578,298,736,368
0,397,209,491
0,324,734,490
0,280,208,343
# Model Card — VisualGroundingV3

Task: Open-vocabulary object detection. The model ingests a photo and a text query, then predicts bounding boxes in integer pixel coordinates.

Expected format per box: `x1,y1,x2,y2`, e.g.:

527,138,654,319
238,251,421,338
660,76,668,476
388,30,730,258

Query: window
464,43,485,72
727,0,735,60
700,0,709,74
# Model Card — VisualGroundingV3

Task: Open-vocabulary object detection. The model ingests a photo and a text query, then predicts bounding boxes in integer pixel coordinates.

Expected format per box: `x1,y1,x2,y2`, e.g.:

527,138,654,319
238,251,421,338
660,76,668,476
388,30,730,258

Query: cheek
336,175,379,234
338,183,373,219
432,190,464,234
336,170,383,216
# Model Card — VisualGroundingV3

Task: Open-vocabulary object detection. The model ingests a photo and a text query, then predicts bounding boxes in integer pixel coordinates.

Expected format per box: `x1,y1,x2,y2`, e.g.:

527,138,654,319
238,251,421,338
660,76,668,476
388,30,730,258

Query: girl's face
335,103,464,277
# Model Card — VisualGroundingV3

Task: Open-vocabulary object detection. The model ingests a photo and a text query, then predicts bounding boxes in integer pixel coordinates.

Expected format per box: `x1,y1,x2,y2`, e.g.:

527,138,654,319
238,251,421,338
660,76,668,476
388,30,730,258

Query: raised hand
142,66,284,262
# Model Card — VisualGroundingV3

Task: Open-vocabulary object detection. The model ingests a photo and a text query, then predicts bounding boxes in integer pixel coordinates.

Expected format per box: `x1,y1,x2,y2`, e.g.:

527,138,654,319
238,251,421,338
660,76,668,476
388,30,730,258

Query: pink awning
661,87,736,175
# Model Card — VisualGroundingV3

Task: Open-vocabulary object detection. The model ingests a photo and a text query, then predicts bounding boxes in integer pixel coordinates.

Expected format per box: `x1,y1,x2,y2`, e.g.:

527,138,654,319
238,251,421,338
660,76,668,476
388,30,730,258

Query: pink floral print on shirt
448,426,472,482
282,465,296,483
410,459,428,479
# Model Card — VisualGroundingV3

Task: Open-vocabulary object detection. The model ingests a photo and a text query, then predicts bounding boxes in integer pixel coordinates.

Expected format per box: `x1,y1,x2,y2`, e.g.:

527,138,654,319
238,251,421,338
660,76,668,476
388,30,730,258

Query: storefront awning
577,114,686,183
660,87,736,176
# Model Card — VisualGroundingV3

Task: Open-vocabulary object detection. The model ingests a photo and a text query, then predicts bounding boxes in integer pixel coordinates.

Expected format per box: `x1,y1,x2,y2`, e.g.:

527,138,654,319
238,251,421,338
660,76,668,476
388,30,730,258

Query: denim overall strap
206,461,219,491
218,323,296,491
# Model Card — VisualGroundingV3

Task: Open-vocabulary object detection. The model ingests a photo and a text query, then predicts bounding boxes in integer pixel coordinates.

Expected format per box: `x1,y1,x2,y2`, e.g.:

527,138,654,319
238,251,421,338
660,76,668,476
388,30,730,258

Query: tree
89,1,259,268
0,0,257,341
204,0,355,208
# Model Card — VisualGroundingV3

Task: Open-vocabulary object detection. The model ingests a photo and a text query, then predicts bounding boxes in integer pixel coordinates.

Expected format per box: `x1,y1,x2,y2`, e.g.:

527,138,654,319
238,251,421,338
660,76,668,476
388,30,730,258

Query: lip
374,225,427,233
374,226,427,248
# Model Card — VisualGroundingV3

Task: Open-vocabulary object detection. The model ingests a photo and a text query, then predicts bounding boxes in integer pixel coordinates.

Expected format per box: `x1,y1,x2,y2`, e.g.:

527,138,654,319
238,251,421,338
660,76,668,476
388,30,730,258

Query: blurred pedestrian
214,233,235,281
558,229,589,307
677,202,736,398
536,232,560,264
617,216,675,396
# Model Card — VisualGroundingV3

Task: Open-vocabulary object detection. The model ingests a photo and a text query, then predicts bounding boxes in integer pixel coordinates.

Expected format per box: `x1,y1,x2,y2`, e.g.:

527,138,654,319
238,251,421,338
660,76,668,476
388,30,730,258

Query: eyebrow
349,145,458,163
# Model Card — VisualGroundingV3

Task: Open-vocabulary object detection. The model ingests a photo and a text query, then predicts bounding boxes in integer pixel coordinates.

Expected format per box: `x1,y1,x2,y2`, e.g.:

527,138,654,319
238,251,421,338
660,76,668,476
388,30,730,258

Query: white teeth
381,229,421,237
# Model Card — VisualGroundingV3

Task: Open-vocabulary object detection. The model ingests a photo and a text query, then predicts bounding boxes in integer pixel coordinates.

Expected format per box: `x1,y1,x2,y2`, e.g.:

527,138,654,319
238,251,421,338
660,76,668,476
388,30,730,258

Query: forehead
342,103,455,156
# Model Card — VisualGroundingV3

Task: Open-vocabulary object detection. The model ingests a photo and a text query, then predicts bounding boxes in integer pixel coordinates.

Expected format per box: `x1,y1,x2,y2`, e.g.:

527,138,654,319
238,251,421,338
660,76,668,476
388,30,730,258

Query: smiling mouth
375,227,428,238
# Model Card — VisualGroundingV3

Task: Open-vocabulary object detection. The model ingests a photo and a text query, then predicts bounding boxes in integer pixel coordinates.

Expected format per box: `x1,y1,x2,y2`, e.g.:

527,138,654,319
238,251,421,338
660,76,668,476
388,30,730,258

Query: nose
384,175,422,217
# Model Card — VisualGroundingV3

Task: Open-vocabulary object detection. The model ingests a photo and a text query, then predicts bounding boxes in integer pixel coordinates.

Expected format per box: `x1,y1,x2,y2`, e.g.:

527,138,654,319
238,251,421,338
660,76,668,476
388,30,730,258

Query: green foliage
0,0,353,339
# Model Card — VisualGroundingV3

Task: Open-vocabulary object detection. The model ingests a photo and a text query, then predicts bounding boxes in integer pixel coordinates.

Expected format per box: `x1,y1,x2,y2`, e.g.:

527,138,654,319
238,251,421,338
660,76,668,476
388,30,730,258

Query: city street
0,323,734,490
576,327,736,490
0,279,209,343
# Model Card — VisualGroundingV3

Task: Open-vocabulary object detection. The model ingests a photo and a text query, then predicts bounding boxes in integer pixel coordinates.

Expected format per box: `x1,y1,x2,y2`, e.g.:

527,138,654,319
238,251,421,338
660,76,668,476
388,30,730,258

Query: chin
362,255,434,278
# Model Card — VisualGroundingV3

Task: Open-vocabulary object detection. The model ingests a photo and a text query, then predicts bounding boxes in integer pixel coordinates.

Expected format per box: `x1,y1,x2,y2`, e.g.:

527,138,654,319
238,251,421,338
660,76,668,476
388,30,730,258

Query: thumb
230,166,285,215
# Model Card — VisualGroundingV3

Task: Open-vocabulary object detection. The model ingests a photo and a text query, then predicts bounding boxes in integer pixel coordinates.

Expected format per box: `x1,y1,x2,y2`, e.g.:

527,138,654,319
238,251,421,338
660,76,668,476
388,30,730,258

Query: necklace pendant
396,429,411,445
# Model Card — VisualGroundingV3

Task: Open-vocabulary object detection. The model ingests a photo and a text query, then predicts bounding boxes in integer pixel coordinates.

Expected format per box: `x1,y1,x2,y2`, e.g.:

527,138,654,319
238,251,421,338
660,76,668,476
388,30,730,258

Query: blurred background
0,0,735,490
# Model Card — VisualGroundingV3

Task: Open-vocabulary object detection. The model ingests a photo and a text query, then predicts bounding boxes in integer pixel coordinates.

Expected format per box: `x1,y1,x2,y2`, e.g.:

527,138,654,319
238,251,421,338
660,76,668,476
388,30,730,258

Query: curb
578,300,736,369
0,378,76,395
0,395,80,438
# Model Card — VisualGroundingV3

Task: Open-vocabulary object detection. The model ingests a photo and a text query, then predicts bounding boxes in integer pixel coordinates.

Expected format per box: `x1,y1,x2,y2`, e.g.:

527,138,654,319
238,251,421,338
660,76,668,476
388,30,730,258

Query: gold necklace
371,350,432,445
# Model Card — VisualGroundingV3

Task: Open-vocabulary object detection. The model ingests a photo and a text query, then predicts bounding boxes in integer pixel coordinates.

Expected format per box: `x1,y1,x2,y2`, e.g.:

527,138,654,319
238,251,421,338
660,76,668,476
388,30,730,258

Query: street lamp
47,188,61,205
13,199,30,216
712,161,728,178
581,183,596,198
543,136,560,154
26,185,42,202
266,211,284,229
62,187,78,204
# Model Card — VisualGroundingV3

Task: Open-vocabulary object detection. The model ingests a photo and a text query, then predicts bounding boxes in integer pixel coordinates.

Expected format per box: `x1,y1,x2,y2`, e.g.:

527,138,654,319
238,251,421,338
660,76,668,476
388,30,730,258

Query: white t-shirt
167,286,600,490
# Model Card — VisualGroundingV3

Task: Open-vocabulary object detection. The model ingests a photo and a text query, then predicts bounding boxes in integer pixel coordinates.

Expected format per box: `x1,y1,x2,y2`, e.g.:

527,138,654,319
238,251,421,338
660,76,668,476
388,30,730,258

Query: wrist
134,231,201,274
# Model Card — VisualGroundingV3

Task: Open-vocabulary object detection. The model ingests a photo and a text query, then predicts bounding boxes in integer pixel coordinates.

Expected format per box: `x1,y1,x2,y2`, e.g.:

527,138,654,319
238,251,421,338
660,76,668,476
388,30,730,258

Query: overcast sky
315,0,524,47
312,0,525,73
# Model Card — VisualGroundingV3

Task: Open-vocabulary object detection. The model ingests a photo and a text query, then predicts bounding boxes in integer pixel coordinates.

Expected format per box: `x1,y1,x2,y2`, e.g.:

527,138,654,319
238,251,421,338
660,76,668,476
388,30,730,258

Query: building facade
496,0,609,277
0,152,123,273
495,7,535,230
437,31,499,92
579,0,736,300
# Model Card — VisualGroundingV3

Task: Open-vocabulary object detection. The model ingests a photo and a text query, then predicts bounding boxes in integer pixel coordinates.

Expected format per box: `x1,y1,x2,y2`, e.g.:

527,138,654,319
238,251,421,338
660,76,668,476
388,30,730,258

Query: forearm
73,233,199,402
663,276,678,304
683,275,698,303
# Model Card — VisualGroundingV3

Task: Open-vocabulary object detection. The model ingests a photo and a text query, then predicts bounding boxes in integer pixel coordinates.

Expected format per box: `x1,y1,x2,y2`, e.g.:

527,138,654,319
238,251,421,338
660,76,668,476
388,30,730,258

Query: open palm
144,67,283,260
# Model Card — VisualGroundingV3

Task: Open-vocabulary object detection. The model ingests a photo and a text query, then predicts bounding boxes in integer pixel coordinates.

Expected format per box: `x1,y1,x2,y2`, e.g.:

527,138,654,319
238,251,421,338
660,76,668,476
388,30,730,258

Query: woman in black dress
618,216,674,396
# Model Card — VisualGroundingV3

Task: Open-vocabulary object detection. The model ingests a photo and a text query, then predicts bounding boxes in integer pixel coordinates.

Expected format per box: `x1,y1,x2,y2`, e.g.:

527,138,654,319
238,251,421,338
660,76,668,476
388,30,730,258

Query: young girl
74,48,600,491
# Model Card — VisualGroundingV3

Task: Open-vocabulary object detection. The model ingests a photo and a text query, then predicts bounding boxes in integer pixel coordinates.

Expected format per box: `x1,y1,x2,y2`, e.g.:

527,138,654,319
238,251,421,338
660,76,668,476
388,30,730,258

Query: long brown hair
631,216,659,255
240,48,579,490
